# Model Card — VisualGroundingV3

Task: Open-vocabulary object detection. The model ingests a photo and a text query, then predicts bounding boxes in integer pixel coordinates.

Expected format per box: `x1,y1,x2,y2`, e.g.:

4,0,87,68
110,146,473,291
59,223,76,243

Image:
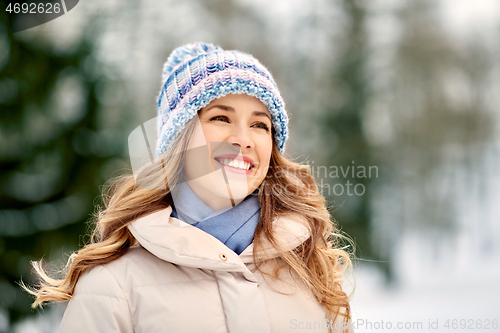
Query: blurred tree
318,0,374,266
193,0,273,63
0,10,130,330
365,0,497,281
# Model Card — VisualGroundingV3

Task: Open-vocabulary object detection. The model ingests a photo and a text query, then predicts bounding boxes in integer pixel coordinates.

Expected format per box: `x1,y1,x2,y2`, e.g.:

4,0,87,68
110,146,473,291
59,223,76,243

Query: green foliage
319,0,375,268
0,11,127,328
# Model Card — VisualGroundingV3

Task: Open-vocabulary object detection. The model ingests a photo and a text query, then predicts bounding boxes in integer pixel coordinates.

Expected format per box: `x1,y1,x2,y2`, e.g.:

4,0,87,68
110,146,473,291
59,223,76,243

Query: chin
189,171,250,202
225,181,251,200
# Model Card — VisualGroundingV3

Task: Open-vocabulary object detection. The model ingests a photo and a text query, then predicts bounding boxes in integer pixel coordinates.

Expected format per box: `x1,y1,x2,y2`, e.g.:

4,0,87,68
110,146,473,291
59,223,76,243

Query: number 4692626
444,319,498,330
5,2,61,14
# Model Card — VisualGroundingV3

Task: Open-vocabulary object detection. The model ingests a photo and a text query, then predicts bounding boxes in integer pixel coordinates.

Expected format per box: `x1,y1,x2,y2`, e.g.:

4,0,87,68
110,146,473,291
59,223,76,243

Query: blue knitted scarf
170,183,260,255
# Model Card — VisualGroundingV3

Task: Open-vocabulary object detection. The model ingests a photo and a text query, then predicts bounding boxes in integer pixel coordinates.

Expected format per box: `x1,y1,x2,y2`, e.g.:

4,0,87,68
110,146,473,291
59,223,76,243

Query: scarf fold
171,183,260,255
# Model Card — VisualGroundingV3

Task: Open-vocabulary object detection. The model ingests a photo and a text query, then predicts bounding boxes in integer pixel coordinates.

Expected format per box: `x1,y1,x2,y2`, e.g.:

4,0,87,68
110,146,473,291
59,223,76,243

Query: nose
228,125,253,151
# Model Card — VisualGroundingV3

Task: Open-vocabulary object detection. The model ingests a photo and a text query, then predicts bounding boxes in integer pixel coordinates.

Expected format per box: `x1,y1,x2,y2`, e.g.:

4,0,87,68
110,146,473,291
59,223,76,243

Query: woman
23,43,354,333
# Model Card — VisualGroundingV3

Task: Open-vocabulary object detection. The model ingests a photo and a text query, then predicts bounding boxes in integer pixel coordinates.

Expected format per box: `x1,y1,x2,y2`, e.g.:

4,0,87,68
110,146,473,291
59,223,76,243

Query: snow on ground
350,262,500,333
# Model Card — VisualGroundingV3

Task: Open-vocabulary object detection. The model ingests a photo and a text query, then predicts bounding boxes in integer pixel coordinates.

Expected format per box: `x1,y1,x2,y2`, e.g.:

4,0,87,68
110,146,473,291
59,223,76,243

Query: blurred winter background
1,0,499,332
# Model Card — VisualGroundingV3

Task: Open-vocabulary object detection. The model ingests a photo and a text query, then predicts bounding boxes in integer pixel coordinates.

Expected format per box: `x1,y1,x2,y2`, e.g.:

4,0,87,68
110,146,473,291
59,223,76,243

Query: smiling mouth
214,158,254,171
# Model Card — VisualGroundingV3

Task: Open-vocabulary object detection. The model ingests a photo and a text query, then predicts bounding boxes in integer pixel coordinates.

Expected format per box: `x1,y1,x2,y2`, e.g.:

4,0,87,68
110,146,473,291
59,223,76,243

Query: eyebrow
205,104,272,122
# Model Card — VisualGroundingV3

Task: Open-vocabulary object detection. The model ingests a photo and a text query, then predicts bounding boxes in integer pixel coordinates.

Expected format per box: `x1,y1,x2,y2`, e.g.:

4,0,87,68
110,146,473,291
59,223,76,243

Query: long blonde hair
22,117,354,331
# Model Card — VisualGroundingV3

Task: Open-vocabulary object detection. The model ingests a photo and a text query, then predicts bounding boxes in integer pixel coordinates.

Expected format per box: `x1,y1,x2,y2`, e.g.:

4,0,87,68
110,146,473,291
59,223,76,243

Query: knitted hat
155,42,289,157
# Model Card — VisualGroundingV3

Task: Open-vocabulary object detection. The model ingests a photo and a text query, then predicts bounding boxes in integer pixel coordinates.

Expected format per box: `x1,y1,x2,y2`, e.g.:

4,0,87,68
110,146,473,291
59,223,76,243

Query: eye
252,122,270,132
210,115,230,123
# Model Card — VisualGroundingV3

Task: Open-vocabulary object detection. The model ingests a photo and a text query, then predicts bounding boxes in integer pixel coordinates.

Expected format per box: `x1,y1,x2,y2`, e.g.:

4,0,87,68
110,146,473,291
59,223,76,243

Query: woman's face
183,94,273,211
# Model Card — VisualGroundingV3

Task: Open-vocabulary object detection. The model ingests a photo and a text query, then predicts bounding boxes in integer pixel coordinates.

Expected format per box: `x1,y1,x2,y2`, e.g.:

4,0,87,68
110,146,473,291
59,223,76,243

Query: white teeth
218,158,251,170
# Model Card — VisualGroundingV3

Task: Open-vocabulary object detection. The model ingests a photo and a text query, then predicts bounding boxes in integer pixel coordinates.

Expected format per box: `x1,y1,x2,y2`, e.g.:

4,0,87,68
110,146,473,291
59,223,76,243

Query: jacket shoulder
60,265,133,333
72,245,148,296
94,244,211,292
73,264,126,300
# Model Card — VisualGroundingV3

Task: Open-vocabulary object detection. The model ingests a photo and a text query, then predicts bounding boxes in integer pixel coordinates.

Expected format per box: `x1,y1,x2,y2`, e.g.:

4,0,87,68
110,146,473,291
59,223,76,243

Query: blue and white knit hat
155,42,289,157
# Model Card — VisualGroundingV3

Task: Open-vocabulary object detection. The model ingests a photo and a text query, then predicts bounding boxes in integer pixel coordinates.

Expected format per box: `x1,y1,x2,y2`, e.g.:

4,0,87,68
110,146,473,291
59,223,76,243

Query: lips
213,154,255,174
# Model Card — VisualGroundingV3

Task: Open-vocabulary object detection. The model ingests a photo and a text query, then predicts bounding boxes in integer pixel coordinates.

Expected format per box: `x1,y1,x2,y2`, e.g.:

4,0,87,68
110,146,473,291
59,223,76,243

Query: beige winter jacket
58,206,352,333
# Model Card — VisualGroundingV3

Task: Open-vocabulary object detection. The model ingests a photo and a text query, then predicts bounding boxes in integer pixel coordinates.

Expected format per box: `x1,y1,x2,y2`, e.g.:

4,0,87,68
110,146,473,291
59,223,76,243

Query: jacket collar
128,206,310,272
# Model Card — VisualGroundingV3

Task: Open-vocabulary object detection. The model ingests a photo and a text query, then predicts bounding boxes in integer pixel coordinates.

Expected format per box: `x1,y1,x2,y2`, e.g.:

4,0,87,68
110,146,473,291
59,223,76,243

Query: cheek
188,119,209,149
200,123,223,143
258,137,273,169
